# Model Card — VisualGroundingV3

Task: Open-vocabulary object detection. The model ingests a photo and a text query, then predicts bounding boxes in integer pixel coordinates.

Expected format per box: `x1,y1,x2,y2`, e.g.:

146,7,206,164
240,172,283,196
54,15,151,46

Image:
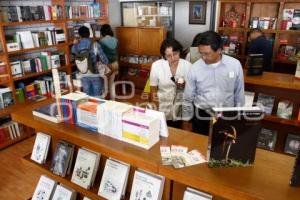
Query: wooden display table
11,101,300,200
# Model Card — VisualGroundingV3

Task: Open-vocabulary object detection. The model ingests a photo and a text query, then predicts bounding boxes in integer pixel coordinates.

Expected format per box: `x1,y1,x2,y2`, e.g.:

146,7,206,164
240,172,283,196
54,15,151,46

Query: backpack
75,42,95,74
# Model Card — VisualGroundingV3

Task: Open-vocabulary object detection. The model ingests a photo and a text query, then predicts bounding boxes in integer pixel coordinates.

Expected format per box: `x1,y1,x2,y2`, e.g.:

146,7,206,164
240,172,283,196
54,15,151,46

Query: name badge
229,71,234,78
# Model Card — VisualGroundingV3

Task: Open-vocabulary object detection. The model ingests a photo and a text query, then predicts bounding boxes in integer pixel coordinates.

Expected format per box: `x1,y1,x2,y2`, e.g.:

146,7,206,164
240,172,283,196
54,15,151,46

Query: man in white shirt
182,31,245,135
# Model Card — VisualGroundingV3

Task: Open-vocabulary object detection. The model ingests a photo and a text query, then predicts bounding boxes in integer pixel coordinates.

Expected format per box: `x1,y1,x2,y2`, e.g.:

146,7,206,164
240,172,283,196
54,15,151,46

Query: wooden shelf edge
7,43,67,56
0,20,64,26
120,62,152,70
263,115,300,128
13,66,67,81
21,154,105,200
67,16,108,22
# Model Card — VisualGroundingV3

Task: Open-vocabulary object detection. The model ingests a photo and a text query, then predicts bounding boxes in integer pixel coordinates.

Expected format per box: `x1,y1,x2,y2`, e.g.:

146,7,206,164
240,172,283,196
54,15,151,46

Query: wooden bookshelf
11,103,300,200
0,133,31,150
217,0,300,72
0,20,64,27
7,43,67,56
244,71,300,153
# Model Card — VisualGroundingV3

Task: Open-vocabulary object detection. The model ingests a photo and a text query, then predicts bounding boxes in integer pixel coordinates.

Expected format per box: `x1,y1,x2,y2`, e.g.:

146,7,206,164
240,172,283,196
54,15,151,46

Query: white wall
174,1,211,48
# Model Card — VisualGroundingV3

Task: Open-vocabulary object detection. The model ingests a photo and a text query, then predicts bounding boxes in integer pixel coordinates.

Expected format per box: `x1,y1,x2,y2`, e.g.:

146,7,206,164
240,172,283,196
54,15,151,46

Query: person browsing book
248,28,273,71
99,24,119,98
72,26,109,97
182,31,245,135
150,39,192,128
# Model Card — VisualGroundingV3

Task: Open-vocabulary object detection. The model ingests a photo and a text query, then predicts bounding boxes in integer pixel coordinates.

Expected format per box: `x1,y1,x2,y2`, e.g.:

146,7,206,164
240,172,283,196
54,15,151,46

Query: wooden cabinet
217,0,300,74
244,71,300,154
11,101,300,200
0,0,109,149
116,26,166,92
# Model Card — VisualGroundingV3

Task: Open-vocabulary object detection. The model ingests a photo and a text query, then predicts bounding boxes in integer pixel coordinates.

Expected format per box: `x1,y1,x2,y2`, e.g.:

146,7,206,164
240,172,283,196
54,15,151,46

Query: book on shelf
183,187,213,200
71,147,100,189
257,128,277,151
31,132,51,164
244,91,255,107
295,60,300,79
0,88,14,109
292,9,300,30
208,107,263,167
246,54,264,76
290,148,300,187
32,102,63,123
122,111,160,149
276,100,293,120
98,158,130,200
52,184,77,200
256,93,275,115
145,108,169,137
298,109,300,121
10,61,23,78
129,169,165,200
32,175,57,200
50,140,75,177
284,134,300,155
189,47,201,64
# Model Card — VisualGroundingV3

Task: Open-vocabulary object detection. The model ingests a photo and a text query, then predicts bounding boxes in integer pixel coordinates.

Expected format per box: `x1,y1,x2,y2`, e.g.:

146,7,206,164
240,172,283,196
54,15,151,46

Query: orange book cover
78,101,98,113
298,109,300,121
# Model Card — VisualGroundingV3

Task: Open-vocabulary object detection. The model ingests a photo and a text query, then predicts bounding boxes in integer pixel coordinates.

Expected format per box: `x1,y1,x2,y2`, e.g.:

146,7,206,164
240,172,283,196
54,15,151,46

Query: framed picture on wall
189,1,207,25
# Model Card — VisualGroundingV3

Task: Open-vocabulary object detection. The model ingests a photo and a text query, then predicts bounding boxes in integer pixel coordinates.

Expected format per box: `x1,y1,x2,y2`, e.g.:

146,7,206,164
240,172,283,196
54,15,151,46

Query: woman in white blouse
150,39,192,128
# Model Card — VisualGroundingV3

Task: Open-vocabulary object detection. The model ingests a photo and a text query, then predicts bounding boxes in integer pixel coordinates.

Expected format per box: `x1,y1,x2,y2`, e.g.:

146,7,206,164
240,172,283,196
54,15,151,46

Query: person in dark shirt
248,29,273,71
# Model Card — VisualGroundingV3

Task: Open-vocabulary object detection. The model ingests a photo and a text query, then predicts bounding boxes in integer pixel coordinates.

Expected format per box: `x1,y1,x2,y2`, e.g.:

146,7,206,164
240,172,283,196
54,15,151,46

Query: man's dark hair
78,26,90,38
160,38,183,59
100,24,114,37
193,31,223,51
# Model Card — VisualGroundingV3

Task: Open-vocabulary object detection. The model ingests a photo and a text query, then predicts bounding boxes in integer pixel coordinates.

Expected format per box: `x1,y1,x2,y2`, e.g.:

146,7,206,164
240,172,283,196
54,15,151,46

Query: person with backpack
99,24,118,99
71,26,109,97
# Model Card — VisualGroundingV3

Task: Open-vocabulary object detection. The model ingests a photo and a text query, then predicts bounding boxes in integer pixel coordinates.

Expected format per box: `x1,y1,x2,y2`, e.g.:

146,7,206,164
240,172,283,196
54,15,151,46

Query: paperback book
208,107,263,167
32,175,57,200
257,128,277,151
284,134,300,155
98,158,130,200
276,100,293,119
244,91,255,107
129,169,165,200
32,102,63,123
256,93,275,115
183,187,213,200
31,132,51,164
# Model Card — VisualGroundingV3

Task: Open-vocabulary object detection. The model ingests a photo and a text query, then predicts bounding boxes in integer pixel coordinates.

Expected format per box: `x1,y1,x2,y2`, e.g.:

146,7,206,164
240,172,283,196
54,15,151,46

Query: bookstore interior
0,0,300,200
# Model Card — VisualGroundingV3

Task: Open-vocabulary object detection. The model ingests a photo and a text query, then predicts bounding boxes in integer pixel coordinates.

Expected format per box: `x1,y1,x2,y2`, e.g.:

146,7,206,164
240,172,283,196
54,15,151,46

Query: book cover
52,184,77,200
256,93,275,115
257,128,277,151
31,132,51,164
247,54,264,76
276,100,293,119
32,103,62,123
292,9,300,30
208,107,263,167
129,169,165,200
50,141,73,177
183,187,213,200
98,158,130,200
284,134,300,155
71,148,100,189
32,175,56,200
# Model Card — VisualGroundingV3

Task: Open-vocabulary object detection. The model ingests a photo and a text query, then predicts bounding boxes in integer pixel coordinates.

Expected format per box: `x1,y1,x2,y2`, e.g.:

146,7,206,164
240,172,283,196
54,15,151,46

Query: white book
83,197,91,200
32,175,56,200
31,132,51,164
111,103,132,140
12,122,21,138
98,158,130,200
122,112,160,149
183,187,213,200
16,31,35,49
52,184,77,200
145,109,168,137
130,169,165,200
244,91,255,107
71,148,100,189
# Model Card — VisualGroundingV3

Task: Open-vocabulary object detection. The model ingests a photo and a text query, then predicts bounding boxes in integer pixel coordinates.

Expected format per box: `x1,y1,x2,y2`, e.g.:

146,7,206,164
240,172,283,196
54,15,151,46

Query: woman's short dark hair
78,26,90,38
193,31,223,51
160,38,183,59
100,24,114,37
